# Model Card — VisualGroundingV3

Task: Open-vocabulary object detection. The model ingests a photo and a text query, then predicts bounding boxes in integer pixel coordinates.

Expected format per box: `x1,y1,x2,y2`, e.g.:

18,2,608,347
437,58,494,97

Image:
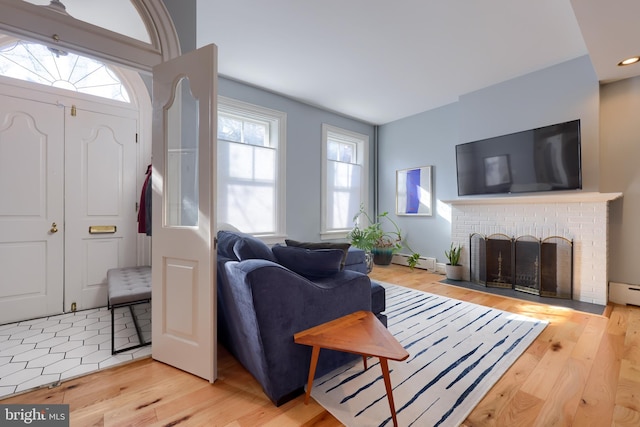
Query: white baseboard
392,253,436,271
609,281,640,306
435,262,447,275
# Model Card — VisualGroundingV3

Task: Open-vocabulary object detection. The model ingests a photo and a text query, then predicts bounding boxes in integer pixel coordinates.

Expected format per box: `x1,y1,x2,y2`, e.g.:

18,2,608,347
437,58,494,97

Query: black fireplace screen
486,234,512,289
469,233,573,299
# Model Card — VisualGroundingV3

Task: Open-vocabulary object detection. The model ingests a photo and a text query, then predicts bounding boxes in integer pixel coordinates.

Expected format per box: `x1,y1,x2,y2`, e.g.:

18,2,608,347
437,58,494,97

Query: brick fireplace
446,192,622,306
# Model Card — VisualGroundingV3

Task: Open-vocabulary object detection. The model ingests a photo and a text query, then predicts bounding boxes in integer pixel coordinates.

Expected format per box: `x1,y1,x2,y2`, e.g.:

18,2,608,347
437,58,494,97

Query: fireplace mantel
444,192,622,206
445,191,622,305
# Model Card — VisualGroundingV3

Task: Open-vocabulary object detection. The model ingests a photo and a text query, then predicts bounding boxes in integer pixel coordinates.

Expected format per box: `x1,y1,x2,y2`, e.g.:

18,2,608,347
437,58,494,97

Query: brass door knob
50,222,58,233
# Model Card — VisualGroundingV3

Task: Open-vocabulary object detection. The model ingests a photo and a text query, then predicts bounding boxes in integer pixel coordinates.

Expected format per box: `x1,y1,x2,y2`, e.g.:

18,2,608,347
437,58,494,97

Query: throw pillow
217,230,241,260
226,232,277,262
284,239,351,270
272,245,344,278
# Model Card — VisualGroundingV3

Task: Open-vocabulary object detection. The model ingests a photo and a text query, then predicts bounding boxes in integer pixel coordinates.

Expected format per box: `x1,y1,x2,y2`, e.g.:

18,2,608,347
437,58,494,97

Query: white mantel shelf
443,192,622,206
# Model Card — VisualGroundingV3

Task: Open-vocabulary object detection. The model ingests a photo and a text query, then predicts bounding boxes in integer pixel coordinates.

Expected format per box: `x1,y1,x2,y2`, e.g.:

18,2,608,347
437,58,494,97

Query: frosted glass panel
326,161,361,230
166,77,199,227
217,140,276,233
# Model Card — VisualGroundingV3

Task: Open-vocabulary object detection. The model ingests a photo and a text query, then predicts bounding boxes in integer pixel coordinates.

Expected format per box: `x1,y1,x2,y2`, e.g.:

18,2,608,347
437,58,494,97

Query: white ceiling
196,0,640,125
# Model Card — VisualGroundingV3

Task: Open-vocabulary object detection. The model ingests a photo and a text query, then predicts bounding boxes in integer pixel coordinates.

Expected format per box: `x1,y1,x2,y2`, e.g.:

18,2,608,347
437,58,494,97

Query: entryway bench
107,266,152,354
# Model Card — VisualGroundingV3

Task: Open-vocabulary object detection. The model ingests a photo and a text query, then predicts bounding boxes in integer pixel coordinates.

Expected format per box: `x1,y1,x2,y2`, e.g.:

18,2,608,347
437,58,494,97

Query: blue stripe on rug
310,283,548,427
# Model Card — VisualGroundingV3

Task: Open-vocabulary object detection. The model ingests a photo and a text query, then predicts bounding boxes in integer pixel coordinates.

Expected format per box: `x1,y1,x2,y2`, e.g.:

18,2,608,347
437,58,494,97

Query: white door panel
0,95,64,324
152,44,217,382
65,108,138,311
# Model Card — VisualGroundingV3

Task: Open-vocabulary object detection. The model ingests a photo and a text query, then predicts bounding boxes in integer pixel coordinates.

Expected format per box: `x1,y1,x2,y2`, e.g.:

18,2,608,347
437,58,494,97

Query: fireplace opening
469,233,573,299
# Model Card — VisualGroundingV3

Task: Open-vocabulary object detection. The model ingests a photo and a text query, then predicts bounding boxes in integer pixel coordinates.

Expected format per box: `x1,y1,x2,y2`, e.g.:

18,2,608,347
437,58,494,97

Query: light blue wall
600,75,640,286
378,103,460,261
459,56,599,192
218,78,375,241
378,55,599,263
163,0,196,52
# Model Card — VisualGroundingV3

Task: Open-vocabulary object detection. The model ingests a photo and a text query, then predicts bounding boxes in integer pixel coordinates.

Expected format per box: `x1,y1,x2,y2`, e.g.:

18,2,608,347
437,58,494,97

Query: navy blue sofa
216,230,386,405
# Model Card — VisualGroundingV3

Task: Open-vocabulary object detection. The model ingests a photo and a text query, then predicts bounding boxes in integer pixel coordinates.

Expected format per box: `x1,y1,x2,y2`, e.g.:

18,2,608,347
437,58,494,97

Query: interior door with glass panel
0,94,64,324
152,44,217,382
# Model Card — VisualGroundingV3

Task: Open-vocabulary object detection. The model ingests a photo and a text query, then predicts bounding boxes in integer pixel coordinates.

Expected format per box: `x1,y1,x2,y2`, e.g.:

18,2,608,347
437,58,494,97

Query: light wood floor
3,265,639,426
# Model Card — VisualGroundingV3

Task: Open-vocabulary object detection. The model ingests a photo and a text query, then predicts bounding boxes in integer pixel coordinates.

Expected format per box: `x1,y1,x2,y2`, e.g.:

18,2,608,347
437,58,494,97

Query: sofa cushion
370,280,386,315
272,245,344,278
285,239,351,270
345,247,366,265
233,234,277,262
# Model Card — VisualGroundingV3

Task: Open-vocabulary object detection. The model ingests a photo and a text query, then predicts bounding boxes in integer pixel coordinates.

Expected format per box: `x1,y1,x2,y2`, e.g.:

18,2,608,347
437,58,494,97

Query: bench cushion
107,266,152,305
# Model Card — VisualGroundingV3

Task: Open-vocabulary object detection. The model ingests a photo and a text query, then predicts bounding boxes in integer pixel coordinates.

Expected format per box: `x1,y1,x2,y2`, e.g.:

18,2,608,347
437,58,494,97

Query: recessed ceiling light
618,56,640,66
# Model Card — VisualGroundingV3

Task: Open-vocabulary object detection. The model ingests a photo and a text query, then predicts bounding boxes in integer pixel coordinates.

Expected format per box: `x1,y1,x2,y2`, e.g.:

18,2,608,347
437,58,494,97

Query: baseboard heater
392,253,436,271
609,281,640,306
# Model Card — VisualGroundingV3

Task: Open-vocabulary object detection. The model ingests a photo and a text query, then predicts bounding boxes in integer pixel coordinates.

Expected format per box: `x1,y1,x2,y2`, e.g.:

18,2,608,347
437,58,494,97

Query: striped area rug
310,283,548,427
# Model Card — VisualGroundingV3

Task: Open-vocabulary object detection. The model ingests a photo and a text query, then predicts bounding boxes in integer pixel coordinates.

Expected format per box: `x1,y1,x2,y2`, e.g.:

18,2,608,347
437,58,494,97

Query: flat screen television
455,119,582,196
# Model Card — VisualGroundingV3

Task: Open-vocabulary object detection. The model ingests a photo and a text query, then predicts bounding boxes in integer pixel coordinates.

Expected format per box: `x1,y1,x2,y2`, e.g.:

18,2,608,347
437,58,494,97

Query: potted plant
348,204,419,267
406,252,421,270
444,242,463,280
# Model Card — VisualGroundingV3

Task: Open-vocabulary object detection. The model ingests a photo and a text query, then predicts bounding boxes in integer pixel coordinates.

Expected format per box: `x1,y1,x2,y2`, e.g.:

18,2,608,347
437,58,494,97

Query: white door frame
0,1,175,267
0,0,167,266
0,0,180,72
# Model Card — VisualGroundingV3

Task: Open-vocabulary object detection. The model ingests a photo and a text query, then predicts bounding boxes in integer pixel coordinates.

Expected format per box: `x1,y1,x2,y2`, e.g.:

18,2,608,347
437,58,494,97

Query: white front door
64,107,138,312
0,91,140,324
0,94,64,324
152,44,217,382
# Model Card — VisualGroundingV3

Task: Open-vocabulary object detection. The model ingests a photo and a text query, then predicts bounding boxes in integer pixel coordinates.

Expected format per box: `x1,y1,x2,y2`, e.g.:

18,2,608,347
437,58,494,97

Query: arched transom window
0,39,130,102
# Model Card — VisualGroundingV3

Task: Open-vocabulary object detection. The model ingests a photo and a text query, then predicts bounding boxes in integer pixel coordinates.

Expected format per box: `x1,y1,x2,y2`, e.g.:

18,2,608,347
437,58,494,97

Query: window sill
320,231,349,241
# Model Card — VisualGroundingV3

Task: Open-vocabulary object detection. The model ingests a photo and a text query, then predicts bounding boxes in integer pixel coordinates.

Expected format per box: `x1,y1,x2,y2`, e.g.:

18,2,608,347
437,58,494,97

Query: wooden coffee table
294,310,409,427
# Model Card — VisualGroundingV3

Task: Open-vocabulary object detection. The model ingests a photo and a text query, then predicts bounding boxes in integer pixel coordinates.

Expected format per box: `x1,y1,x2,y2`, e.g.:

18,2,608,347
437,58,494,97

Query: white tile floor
0,304,152,399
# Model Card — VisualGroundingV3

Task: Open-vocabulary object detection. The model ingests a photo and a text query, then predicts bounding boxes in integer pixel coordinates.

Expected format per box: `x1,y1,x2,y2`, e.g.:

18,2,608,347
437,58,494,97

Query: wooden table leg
379,358,399,427
304,346,321,405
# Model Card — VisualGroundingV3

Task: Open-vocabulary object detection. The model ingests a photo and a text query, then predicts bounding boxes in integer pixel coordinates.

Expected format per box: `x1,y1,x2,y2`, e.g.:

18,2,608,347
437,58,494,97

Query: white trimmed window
321,124,369,239
217,97,286,239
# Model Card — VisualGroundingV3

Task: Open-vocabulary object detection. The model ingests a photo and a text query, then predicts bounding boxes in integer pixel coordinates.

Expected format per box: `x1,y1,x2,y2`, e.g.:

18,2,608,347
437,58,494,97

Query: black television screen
455,120,582,196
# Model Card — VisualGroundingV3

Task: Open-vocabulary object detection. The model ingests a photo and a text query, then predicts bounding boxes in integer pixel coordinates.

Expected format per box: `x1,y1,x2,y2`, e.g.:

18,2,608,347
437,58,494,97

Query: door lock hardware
50,222,58,233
